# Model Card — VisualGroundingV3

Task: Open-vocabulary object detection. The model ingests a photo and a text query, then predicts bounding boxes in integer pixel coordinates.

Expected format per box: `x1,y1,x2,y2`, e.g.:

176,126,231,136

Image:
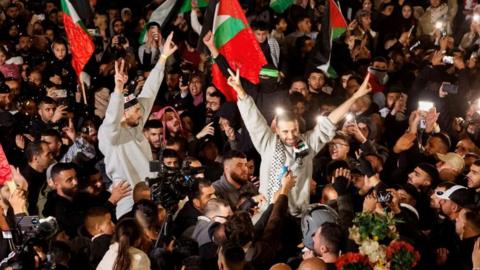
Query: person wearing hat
436,185,475,220
98,32,177,218
454,208,480,270
436,152,466,182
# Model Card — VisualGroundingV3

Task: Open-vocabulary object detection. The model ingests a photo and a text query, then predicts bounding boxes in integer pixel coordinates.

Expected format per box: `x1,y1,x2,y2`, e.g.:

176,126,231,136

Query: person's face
88,172,103,195
386,92,400,109
254,29,269,44
99,213,115,235
46,29,55,41
113,21,124,35
357,122,370,139
329,139,350,160
341,74,352,89
206,95,221,114
346,79,360,96
144,127,163,149
53,43,67,60
8,25,18,37
467,164,480,189
163,157,179,168
198,185,216,209
276,120,300,147
45,2,56,13
363,0,373,10
293,102,306,117
289,81,308,97
455,209,467,239
226,157,249,185
402,5,412,18
276,18,288,32
5,80,20,96
38,103,56,122
0,51,7,65
181,115,193,132
18,36,32,50
35,143,53,170
430,0,441,8
455,139,476,157
430,186,446,209
0,93,12,110
397,189,415,205
365,155,383,173
383,5,395,16
372,61,388,71
425,137,446,156
54,168,78,198
165,111,180,134
246,159,255,179
313,227,328,256
41,135,62,157
189,76,203,97
298,18,312,33
308,72,325,92
107,9,119,21
360,15,371,30
166,73,179,90
6,6,18,18
124,104,142,127
407,167,432,189
302,39,315,53
439,199,457,219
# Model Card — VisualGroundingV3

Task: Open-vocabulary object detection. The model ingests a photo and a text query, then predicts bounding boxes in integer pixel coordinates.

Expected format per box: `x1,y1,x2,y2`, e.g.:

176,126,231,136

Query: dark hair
40,129,61,140
187,178,212,201
50,241,72,266
84,206,110,234
182,256,204,270
52,38,68,50
51,163,76,181
25,141,46,163
162,149,178,159
223,150,246,162
319,222,343,254
220,240,246,270
465,209,480,232
250,20,270,31
38,96,57,107
473,159,480,167
289,91,306,105
133,199,160,232
209,89,226,104
171,238,199,267
224,211,254,247
430,132,451,150
144,119,163,130
295,13,311,26
333,131,350,143
113,218,142,270
274,15,286,26
372,56,388,64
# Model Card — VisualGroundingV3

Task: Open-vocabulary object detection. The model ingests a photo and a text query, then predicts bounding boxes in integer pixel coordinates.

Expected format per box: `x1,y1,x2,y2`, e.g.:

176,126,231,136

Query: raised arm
138,32,177,124
227,69,275,154
328,73,372,124
98,60,129,144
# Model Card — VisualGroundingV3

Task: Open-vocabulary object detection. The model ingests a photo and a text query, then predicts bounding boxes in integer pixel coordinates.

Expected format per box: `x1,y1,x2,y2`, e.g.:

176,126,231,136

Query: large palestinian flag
206,0,267,101
60,0,94,76
309,0,347,77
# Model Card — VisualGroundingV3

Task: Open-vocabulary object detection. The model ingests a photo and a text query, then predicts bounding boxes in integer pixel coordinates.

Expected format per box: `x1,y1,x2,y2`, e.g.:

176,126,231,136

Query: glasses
328,142,349,149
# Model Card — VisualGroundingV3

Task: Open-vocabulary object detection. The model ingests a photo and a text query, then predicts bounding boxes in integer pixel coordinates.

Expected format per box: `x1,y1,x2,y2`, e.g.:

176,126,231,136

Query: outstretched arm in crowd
226,69,275,155
137,32,177,125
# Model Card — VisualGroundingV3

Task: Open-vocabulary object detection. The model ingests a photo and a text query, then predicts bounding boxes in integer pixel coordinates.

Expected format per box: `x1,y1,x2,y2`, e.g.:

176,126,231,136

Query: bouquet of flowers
386,241,421,270
337,212,420,270
336,252,373,270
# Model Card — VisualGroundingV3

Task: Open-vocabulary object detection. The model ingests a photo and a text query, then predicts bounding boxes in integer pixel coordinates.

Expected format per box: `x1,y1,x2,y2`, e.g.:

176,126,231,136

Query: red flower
386,240,421,269
336,252,373,270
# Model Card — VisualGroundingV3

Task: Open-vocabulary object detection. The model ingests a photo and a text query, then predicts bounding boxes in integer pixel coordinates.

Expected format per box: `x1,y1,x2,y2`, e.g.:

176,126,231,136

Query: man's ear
47,178,55,188
192,198,201,210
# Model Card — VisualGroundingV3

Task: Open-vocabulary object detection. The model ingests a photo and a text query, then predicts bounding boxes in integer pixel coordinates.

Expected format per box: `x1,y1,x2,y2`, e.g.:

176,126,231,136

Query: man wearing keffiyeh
227,69,372,216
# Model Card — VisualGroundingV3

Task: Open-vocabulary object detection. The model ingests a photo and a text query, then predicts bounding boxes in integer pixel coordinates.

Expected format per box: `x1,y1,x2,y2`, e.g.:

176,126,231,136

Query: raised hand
352,73,372,99
202,31,219,57
227,68,246,99
51,105,68,123
161,32,178,59
114,59,128,93
108,180,132,205
62,118,77,141
196,122,215,139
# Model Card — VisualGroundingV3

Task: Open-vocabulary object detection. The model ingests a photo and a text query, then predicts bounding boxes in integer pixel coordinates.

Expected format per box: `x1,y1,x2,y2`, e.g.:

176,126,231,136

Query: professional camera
1,216,59,269
146,160,205,212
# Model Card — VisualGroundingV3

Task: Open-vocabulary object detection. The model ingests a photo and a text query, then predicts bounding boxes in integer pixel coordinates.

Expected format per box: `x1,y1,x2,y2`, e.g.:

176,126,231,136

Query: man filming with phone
226,69,372,216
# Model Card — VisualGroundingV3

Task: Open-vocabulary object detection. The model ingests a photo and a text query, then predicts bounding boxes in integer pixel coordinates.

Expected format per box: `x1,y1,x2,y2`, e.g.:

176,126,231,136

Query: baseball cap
437,152,465,171
435,185,474,207
124,93,138,109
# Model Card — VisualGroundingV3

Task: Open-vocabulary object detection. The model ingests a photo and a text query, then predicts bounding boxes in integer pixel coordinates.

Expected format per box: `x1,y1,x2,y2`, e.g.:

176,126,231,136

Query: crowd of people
1,0,480,269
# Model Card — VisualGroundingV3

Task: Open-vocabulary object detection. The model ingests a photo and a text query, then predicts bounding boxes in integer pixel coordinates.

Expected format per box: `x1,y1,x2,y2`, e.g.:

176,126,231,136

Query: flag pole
79,77,87,105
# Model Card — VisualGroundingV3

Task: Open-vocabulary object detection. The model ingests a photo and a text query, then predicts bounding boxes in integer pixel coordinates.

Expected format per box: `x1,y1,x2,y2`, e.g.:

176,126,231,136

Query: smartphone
418,101,434,111
442,56,454,65
441,82,458,94
52,89,67,98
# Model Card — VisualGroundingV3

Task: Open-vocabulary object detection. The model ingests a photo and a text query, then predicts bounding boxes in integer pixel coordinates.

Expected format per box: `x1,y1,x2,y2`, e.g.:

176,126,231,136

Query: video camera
146,160,205,212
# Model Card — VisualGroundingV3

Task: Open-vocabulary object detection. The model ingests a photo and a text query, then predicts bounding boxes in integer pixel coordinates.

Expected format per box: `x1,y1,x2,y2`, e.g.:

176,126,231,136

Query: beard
62,186,78,198
231,171,248,186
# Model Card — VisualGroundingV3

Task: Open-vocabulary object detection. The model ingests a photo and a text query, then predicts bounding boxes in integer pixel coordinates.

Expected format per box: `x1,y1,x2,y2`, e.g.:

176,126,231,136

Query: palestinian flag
308,0,347,77
60,0,94,76
139,0,184,44
206,0,267,101
270,0,294,14
180,0,209,13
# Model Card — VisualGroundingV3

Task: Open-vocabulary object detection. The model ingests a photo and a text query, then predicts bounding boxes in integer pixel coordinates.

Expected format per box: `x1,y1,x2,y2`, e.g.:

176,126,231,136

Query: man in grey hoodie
98,32,177,218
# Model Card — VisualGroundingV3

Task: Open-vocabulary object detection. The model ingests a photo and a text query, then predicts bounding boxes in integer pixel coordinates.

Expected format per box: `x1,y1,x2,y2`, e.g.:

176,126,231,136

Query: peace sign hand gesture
227,68,246,100
114,59,128,93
